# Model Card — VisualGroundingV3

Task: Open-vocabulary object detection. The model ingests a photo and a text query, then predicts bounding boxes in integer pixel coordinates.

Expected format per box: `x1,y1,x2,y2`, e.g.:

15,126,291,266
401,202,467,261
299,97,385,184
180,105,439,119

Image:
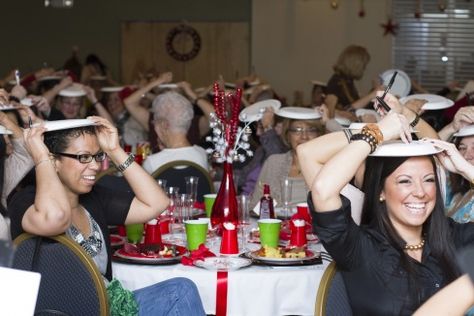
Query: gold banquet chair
314,261,352,316
12,233,109,316
151,160,214,202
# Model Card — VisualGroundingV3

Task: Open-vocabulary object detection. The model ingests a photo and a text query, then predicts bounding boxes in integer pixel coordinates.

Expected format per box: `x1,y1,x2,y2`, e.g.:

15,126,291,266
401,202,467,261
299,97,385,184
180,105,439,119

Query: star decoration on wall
380,17,399,36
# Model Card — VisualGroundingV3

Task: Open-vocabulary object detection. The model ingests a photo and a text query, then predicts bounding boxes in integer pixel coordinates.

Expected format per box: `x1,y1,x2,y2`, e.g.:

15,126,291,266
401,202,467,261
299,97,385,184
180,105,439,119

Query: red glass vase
211,162,238,231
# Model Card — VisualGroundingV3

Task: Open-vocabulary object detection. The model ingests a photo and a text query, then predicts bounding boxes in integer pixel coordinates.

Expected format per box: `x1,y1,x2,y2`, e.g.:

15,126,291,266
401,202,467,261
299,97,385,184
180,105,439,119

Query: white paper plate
399,94,454,111
0,125,13,134
37,75,62,82
239,99,281,122
335,116,352,126
276,106,321,120
311,80,327,87
454,125,474,137
34,119,96,132
370,140,442,157
380,69,411,98
20,98,34,106
158,84,178,89
194,257,252,271
100,86,124,93
59,84,86,97
0,104,17,111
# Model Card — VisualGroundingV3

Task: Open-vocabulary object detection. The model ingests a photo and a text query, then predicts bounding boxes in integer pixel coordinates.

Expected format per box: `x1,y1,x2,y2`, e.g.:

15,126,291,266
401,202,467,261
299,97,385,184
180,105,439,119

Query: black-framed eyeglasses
54,152,107,164
288,127,319,136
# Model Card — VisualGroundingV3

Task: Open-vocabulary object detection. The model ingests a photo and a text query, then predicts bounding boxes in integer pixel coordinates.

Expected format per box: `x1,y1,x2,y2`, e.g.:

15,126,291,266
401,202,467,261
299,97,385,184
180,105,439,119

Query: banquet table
113,255,329,316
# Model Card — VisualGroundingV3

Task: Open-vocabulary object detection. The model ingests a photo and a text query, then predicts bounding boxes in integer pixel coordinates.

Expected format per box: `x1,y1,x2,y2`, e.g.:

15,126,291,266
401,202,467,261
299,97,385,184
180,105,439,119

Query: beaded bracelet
361,123,383,144
350,133,378,153
410,113,420,128
116,154,135,173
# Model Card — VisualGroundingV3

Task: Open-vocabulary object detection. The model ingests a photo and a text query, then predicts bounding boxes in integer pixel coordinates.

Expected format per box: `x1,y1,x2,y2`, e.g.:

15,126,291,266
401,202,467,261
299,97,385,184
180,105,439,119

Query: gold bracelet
35,158,52,167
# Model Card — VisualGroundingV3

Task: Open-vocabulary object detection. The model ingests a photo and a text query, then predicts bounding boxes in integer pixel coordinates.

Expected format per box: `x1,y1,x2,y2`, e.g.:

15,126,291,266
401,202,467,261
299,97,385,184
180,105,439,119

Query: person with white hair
142,91,209,174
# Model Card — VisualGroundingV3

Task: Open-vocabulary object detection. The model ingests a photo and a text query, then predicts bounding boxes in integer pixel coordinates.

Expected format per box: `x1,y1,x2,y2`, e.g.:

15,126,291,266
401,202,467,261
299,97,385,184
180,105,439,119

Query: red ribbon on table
216,271,228,316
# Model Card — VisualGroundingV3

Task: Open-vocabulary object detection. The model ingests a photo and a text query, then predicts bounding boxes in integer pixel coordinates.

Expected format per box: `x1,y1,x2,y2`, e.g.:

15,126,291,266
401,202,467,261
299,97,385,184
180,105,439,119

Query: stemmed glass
166,186,179,219
281,177,293,219
237,195,250,250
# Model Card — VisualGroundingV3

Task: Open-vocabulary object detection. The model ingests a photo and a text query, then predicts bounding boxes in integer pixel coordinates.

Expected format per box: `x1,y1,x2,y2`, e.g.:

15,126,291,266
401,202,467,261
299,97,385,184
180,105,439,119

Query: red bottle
211,162,239,231
259,184,275,219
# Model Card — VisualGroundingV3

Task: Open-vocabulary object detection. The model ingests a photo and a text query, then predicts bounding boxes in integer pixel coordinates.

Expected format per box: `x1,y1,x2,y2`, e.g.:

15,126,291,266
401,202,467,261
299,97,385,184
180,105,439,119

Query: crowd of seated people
1,45,474,314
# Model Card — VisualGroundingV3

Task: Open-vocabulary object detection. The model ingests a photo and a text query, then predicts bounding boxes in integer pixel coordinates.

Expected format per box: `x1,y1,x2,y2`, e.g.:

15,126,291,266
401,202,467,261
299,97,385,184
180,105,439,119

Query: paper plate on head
334,116,352,126
239,99,281,122
380,69,411,98
37,75,62,82
158,84,178,89
311,80,327,87
399,94,454,111
276,106,321,120
370,140,441,157
35,119,96,132
454,125,474,138
0,125,13,135
100,86,124,93
59,84,86,97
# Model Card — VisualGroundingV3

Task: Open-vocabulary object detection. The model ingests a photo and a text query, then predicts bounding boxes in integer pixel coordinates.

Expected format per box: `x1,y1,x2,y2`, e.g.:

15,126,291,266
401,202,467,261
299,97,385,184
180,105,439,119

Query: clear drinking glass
157,178,167,190
281,177,293,219
185,176,199,206
166,186,180,218
237,194,250,250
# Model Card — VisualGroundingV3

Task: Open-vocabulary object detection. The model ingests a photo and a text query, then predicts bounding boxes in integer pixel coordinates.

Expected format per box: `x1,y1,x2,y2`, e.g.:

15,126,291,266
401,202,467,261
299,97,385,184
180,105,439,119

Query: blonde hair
333,45,370,80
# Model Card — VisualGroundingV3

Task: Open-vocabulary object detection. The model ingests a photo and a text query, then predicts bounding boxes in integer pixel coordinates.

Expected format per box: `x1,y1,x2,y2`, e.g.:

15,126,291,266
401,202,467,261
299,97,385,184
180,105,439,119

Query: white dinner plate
101,86,124,93
276,106,321,120
158,84,179,89
454,125,474,137
33,119,96,132
194,257,252,271
0,125,13,134
239,99,281,122
59,84,87,97
370,140,442,157
380,69,411,98
334,116,352,126
399,94,454,111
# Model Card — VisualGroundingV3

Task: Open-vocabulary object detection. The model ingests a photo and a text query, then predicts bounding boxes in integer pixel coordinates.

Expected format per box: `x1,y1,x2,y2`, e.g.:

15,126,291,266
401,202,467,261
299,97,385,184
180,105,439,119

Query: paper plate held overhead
100,86,124,93
334,116,352,127
239,99,281,122
370,140,441,157
59,84,87,97
454,125,474,137
399,94,454,111
33,119,96,132
158,84,179,89
380,69,411,98
276,106,321,120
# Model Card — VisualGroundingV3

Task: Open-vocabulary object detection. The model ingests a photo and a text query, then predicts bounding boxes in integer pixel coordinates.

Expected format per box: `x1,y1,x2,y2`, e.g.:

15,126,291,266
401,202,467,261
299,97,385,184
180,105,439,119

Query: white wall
252,0,393,104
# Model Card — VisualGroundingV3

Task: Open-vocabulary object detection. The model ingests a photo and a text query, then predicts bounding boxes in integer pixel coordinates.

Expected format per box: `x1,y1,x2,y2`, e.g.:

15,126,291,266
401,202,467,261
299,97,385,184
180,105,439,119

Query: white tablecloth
113,259,329,316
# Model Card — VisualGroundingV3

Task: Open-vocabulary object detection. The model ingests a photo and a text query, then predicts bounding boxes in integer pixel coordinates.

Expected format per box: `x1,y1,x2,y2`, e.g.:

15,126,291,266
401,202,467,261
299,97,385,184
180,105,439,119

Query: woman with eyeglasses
8,116,205,315
249,108,325,209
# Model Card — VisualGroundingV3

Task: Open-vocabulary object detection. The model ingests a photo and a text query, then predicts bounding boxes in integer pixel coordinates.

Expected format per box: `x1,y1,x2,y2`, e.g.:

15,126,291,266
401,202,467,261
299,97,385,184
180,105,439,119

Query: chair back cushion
12,234,108,316
325,271,352,316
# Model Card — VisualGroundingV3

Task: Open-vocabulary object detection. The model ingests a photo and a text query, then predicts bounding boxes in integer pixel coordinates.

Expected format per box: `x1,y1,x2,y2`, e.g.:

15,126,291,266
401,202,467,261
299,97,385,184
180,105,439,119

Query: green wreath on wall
165,24,201,62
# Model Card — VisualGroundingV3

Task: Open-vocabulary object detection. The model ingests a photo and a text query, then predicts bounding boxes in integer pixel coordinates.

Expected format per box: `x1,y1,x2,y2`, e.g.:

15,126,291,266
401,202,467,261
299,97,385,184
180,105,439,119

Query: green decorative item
107,279,139,316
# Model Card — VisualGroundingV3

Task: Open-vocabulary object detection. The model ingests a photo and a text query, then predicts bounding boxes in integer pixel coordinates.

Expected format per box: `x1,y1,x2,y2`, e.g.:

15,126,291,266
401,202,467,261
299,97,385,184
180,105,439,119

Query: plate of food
113,242,187,265
194,257,252,271
246,245,321,266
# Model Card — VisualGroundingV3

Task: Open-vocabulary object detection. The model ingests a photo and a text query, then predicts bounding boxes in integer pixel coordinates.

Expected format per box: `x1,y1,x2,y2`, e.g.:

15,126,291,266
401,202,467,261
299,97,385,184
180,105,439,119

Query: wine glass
185,176,199,207
237,195,250,250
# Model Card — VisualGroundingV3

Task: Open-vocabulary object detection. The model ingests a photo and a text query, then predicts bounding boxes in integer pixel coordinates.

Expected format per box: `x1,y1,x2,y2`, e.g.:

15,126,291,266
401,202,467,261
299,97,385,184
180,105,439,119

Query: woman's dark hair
44,126,96,154
450,137,469,196
0,136,6,216
361,155,459,305
85,54,107,76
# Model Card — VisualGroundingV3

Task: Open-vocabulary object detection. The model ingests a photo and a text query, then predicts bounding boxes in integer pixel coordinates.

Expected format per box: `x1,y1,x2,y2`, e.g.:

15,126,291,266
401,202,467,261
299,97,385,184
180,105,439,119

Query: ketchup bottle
259,184,275,219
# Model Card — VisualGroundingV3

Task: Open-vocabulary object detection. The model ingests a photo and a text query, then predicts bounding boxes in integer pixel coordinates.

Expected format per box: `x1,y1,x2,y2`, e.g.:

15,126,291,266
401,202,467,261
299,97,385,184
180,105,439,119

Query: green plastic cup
203,194,217,217
258,219,281,248
126,223,144,244
184,219,209,250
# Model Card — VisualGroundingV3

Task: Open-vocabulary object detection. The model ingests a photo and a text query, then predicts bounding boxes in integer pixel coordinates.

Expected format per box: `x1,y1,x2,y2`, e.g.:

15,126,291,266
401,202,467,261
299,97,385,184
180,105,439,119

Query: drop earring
379,196,385,202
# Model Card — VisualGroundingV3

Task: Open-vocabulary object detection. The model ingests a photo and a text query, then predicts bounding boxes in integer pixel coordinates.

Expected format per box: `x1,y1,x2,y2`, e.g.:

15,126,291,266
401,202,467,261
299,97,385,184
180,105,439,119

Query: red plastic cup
117,225,127,237
220,223,239,254
159,217,171,234
144,220,162,245
290,222,307,247
296,203,312,225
